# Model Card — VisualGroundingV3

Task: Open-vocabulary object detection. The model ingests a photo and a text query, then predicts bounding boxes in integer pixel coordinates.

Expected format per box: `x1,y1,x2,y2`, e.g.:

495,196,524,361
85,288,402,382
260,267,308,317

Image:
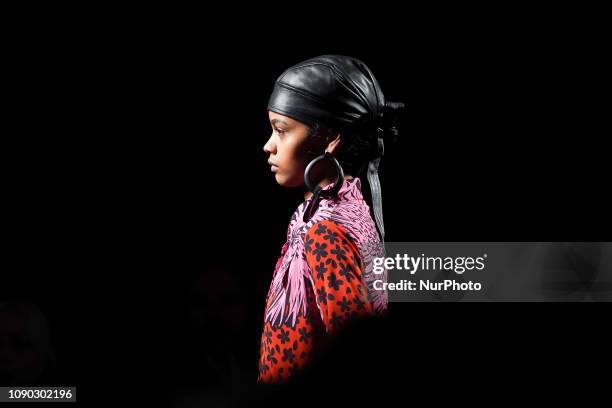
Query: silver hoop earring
302,152,344,222
304,152,344,195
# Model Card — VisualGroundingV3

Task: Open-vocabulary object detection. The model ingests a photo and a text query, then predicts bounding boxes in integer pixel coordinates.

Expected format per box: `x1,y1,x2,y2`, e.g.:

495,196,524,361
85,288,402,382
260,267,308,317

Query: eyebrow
271,118,289,126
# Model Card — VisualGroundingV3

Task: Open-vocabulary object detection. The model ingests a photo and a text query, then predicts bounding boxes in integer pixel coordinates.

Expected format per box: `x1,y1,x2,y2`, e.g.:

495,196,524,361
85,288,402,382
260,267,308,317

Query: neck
303,175,353,200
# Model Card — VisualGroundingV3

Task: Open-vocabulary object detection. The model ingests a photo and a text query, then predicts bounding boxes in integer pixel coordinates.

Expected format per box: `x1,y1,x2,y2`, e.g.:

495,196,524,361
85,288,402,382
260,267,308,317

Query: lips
268,160,279,172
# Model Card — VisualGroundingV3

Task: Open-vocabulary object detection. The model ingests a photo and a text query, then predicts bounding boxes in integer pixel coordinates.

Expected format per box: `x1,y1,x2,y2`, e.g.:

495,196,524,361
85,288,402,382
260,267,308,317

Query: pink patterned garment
258,177,387,383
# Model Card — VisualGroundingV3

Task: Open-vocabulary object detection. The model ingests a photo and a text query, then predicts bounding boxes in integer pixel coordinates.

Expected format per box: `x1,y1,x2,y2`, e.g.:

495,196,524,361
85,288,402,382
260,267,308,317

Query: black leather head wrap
267,55,404,242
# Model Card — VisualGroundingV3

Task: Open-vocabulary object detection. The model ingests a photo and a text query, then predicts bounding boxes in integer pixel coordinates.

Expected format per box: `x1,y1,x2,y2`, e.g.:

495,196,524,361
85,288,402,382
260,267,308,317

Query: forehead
268,111,300,126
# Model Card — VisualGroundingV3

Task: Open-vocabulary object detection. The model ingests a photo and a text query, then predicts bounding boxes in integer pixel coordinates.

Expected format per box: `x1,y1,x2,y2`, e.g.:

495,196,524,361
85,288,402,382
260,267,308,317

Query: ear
325,134,342,155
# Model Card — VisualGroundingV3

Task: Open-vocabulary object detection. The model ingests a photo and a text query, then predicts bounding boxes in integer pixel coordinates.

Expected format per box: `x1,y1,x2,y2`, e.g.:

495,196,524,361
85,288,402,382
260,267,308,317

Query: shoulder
304,220,352,247
304,220,361,267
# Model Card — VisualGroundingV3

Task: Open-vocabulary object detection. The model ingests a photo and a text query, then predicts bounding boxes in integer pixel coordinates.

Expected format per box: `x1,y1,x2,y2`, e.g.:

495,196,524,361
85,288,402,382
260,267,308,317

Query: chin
275,173,301,188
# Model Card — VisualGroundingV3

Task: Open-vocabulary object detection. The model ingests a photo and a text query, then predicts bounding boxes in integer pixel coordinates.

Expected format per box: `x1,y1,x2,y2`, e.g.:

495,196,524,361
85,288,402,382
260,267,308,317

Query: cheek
276,144,309,186
279,140,307,171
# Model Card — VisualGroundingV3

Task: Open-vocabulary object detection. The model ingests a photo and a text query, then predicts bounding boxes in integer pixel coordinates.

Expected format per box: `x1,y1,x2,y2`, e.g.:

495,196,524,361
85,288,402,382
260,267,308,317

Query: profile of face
263,112,312,187
263,111,341,188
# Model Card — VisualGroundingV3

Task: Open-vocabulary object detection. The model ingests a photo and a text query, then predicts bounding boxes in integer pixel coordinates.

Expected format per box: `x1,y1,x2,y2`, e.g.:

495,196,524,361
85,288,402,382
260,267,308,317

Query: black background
3,9,609,406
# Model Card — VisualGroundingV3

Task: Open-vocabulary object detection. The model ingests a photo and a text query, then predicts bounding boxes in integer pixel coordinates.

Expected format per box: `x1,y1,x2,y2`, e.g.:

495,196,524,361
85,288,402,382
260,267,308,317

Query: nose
263,134,276,155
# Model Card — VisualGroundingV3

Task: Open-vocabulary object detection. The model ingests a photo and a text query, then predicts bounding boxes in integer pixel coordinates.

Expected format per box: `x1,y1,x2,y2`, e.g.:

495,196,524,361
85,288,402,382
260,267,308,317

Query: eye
275,128,286,135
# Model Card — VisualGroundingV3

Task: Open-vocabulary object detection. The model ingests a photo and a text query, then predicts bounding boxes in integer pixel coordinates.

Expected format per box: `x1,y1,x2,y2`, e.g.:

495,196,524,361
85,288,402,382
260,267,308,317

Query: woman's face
263,111,314,187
